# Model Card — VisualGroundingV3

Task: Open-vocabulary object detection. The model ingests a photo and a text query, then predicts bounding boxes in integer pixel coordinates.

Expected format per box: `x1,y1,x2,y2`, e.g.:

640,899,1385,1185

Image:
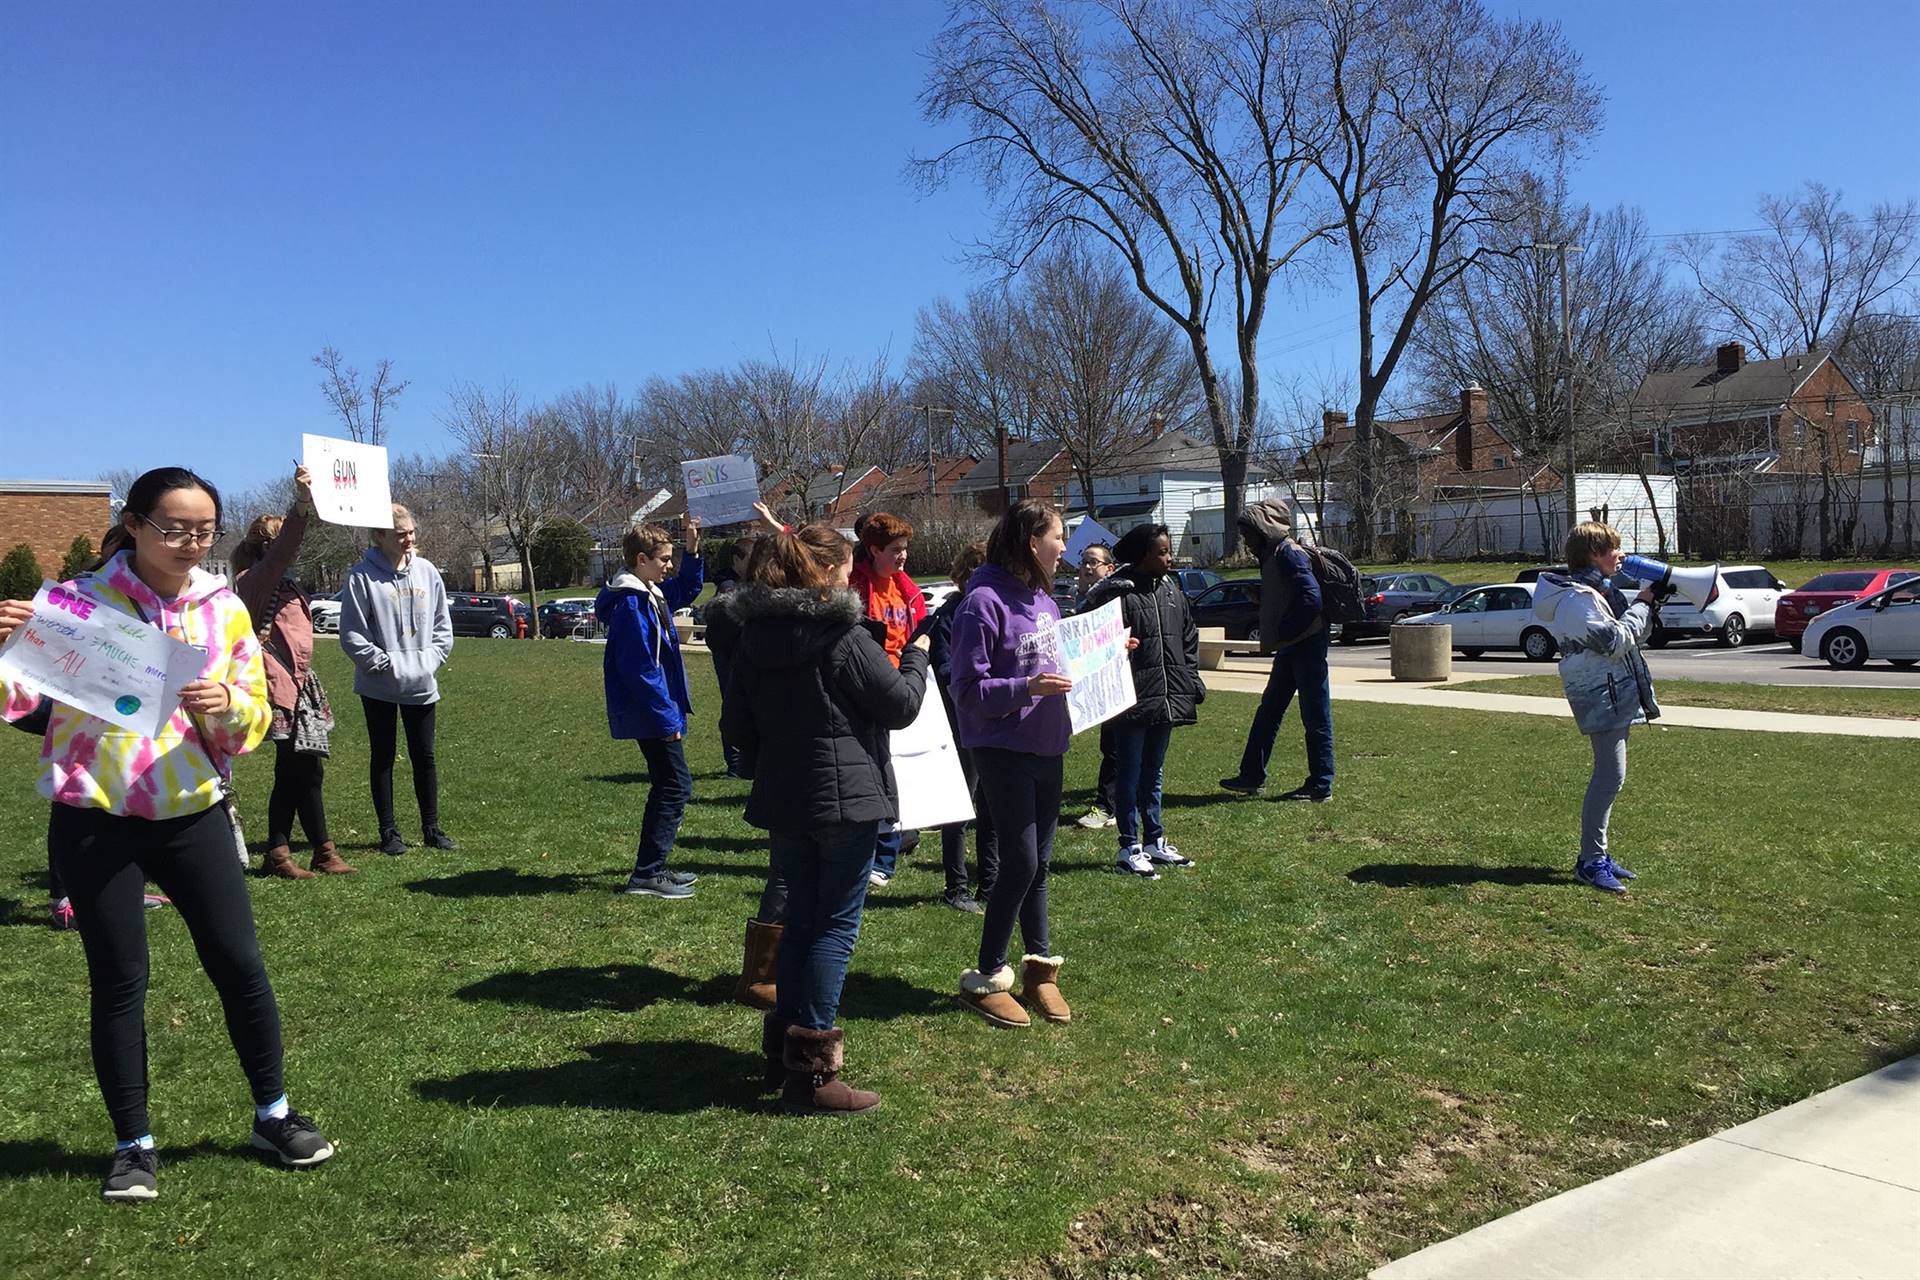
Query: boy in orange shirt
849,512,927,883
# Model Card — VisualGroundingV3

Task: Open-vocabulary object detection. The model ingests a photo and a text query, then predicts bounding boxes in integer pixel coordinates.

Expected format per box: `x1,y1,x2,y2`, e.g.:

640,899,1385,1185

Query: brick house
870,455,979,507
0,480,116,578
950,439,1076,515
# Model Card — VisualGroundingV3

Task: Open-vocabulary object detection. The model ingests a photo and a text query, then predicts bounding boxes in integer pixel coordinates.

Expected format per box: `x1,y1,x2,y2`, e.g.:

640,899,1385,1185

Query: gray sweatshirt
338,546,454,705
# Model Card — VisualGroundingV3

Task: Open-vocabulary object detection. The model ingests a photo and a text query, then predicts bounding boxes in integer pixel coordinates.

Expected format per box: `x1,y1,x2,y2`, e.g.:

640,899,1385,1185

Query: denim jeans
1236,629,1335,794
1111,722,1174,848
1094,721,1116,814
871,825,904,878
631,736,691,880
771,821,880,1031
1580,727,1630,865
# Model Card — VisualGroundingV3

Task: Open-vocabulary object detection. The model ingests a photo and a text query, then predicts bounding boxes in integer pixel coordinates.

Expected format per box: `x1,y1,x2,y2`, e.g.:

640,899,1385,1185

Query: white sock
116,1135,155,1152
256,1094,289,1122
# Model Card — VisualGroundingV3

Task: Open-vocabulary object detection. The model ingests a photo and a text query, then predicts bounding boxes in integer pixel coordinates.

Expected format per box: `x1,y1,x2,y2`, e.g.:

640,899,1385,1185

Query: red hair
860,511,914,551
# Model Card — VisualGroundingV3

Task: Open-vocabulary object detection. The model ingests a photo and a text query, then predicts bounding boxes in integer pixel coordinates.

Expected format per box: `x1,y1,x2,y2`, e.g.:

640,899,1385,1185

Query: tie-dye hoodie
0,552,271,818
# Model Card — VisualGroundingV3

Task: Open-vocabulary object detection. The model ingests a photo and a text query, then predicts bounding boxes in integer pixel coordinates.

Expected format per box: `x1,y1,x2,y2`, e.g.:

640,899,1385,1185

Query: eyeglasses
138,514,224,549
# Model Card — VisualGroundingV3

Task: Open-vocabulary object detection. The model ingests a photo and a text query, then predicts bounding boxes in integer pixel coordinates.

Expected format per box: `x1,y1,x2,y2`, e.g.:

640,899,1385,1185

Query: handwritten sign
890,690,975,831
1056,599,1136,732
679,454,761,527
1063,516,1117,568
0,582,204,737
303,433,394,529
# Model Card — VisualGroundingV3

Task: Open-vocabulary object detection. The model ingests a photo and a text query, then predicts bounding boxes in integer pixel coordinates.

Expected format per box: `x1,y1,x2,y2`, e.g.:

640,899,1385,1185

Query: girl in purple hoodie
951,500,1075,1029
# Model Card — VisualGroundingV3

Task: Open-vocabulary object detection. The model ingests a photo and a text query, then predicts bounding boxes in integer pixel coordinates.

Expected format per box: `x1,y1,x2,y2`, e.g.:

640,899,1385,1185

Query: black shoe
101,1145,158,1202
250,1111,335,1168
1276,787,1331,804
943,889,985,915
1219,776,1263,795
423,828,459,851
379,830,407,855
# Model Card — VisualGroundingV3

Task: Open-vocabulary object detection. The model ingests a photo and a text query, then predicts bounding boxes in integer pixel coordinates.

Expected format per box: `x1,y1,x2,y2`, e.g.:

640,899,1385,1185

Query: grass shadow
402,868,598,898
455,963,695,1012
665,859,763,880
1159,792,1270,810
1347,863,1569,888
414,1040,764,1114
0,1137,230,1183
863,892,947,909
838,971,952,1021
674,835,763,855
0,896,45,928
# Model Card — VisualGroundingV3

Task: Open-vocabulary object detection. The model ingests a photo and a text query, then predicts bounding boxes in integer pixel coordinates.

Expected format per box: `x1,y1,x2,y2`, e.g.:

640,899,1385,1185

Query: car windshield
1800,572,1876,592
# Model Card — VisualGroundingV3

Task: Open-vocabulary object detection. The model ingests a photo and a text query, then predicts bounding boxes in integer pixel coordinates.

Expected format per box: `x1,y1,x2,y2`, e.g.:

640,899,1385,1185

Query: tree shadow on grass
0,1137,229,1182
1158,792,1270,810
414,1040,764,1114
1347,863,1569,888
456,963,697,1013
402,867,599,898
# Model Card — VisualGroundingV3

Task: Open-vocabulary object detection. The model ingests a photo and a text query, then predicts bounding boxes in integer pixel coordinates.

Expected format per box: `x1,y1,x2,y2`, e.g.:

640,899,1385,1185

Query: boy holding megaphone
1531,524,1664,894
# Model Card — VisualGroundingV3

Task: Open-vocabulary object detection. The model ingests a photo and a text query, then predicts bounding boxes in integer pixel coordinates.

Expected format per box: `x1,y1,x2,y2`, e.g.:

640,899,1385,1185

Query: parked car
920,582,958,615
309,592,341,634
1513,566,1561,584
1399,581,1553,660
1435,581,1489,609
538,596,598,639
1802,576,1920,670
1647,564,1785,649
1174,567,1224,599
1342,571,1454,640
1189,579,1263,643
449,592,528,639
1775,569,1920,652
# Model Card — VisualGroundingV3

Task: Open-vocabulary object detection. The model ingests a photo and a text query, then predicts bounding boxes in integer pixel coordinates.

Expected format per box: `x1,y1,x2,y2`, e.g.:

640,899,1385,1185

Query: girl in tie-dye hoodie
0,466,334,1203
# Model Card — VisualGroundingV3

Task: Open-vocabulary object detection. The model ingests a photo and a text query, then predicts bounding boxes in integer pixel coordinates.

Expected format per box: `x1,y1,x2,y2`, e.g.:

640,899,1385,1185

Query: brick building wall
0,485,115,579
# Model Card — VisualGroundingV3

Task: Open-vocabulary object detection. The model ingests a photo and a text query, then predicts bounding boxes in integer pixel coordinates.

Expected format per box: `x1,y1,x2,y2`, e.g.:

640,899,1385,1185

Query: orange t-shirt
867,573,911,668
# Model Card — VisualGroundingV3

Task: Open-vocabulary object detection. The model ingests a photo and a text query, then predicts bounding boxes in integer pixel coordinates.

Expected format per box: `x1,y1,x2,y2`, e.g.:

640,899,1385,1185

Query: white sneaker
1075,807,1115,830
868,870,892,889
1146,839,1194,867
1114,846,1160,879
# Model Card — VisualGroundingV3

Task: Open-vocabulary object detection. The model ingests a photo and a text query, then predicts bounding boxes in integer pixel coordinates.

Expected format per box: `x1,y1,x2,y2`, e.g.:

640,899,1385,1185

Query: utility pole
909,403,955,504
1529,242,1584,532
996,423,1011,513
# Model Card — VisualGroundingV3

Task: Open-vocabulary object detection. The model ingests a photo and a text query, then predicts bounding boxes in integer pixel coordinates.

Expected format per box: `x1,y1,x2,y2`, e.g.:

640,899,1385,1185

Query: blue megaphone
1620,555,1720,609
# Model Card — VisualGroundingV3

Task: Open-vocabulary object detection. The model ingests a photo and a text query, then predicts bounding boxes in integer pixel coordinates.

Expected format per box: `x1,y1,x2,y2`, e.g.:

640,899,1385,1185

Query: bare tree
1676,183,1919,359
1836,309,1920,554
911,284,1040,470
312,346,409,445
633,369,750,493
1309,0,1602,557
440,383,566,611
553,384,647,547
737,348,831,518
820,354,910,503
920,0,1334,539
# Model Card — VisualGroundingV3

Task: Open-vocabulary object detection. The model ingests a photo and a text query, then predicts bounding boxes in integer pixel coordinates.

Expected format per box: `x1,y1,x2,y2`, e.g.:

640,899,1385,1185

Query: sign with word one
890,685,975,831
680,454,762,527
0,582,205,738
1056,599,1136,733
303,434,394,529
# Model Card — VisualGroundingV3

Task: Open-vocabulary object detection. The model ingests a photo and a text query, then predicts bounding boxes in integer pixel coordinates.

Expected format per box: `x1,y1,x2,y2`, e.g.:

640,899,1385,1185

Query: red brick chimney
1716,342,1745,375
1322,408,1349,441
1456,382,1488,470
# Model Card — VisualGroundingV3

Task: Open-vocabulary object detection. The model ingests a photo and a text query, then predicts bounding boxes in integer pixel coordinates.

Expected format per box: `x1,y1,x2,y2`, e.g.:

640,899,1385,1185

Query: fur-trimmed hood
722,584,864,625
730,585,870,671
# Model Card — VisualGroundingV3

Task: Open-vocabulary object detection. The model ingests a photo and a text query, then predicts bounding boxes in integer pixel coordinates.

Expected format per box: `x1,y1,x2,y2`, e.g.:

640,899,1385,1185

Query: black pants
46,808,63,901
52,803,285,1142
974,747,1062,973
362,697,439,834
939,746,1000,897
266,739,330,850
1095,722,1117,814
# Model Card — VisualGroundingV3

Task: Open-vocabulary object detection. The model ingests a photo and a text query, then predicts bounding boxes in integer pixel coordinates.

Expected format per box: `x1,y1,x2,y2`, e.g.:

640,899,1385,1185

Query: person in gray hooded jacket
338,504,456,855
1533,522,1660,894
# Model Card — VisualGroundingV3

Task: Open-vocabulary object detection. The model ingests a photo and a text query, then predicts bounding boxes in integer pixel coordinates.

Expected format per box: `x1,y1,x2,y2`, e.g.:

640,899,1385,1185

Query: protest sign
303,434,394,528
0,582,204,738
1062,516,1117,568
680,454,762,527
1055,599,1136,732
890,686,975,831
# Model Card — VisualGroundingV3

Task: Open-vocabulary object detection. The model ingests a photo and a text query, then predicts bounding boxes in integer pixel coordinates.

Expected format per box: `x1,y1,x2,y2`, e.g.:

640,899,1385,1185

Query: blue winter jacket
595,553,704,741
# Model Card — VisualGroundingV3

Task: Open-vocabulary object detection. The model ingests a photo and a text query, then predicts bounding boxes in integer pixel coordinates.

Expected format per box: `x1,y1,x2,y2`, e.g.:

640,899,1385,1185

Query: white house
1064,431,1269,562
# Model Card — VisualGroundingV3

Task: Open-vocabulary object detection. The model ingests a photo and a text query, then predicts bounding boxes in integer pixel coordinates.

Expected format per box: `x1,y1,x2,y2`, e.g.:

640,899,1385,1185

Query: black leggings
974,747,1063,973
362,698,439,833
52,803,285,1142
266,739,330,850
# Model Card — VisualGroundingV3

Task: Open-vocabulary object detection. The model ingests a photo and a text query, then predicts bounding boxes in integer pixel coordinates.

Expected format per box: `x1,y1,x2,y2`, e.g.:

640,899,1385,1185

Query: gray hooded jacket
338,546,454,705
1533,571,1661,735
1238,498,1324,652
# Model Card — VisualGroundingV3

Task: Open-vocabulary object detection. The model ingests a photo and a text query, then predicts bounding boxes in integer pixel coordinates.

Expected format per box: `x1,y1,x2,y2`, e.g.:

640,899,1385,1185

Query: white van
1647,565,1786,649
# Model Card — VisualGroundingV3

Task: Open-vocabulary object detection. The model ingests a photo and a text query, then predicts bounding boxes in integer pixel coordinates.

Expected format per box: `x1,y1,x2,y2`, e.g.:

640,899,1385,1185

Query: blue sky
4,0,1917,497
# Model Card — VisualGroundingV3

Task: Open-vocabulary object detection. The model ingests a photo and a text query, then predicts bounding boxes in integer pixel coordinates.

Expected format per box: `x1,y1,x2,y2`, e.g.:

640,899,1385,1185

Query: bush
531,518,593,588
0,543,43,599
58,535,96,580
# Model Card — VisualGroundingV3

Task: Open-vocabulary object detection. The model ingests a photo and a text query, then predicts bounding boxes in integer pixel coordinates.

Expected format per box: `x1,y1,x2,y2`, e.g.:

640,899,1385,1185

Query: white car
1399,581,1554,661
1646,564,1786,649
1802,577,1920,670
310,595,341,634
920,582,958,615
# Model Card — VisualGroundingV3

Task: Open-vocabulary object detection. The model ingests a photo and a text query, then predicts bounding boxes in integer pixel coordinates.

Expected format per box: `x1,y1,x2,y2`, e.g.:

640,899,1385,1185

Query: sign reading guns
0,582,204,738
303,434,395,529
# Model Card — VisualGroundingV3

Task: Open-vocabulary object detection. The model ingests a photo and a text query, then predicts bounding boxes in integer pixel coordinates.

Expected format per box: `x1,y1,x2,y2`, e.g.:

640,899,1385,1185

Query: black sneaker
101,1145,158,1202
943,889,985,914
423,828,459,851
1276,787,1331,804
251,1111,335,1167
1219,776,1262,795
379,830,407,856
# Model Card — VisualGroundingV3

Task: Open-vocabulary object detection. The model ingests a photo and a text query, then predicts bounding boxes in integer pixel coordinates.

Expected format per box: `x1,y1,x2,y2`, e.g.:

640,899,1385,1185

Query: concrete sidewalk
1371,1053,1920,1280
1199,658,1920,740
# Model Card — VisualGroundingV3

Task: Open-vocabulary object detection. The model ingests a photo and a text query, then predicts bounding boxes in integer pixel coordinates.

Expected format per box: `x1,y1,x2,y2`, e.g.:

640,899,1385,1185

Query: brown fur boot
264,846,316,880
760,1012,789,1092
782,1026,880,1115
309,842,356,875
958,965,1029,1028
1020,955,1071,1023
734,919,782,1011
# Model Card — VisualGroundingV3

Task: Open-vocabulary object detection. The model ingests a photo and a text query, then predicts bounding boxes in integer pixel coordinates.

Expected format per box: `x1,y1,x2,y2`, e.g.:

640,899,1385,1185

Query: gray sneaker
664,869,698,886
623,874,693,900
102,1145,159,1201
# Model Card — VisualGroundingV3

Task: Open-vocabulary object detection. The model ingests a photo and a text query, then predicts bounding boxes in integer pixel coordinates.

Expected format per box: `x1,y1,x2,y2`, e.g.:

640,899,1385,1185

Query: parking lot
1325,633,1920,688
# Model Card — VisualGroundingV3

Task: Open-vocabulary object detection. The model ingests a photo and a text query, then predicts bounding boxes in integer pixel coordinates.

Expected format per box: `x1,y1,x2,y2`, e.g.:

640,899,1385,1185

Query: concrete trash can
1390,623,1451,681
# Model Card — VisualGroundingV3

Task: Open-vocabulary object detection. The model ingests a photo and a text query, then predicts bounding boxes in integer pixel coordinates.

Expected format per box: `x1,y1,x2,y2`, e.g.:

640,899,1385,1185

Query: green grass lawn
2,642,1915,1279
1449,674,1920,721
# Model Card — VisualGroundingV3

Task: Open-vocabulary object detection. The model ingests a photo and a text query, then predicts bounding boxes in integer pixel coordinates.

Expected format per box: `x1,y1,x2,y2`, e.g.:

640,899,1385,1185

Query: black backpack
1299,543,1366,624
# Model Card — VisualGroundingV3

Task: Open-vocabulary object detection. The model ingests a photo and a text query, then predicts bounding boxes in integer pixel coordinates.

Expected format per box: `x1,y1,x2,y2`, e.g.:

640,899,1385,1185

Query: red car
1775,569,1920,651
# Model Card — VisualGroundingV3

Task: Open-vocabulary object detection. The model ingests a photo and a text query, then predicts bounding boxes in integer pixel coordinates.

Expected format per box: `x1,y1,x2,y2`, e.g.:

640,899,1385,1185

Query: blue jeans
1236,630,1335,794
1111,722,1173,848
871,825,903,878
631,736,691,879
771,822,880,1030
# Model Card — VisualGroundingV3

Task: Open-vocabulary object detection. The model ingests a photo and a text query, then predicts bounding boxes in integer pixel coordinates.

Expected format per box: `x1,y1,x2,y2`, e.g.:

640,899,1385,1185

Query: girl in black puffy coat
1108,523,1203,878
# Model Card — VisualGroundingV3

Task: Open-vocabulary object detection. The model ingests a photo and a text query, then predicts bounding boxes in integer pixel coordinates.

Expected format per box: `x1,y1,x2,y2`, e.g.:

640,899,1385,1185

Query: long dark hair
1113,523,1170,572
122,467,223,528
985,499,1060,592
746,522,853,596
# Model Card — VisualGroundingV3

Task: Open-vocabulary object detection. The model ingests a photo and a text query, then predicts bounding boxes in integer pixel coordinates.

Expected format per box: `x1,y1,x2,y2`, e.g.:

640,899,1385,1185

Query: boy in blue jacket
596,516,704,900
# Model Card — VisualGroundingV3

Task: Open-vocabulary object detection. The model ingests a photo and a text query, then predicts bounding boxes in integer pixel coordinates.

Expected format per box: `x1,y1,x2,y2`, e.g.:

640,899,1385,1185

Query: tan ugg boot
1020,955,1071,1023
309,842,356,875
264,846,316,880
734,919,782,1011
958,965,1029,1028
782,1025,881,1115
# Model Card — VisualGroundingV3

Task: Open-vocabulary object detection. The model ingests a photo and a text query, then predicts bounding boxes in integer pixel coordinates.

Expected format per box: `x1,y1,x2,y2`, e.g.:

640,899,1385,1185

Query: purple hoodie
948,562,1071,756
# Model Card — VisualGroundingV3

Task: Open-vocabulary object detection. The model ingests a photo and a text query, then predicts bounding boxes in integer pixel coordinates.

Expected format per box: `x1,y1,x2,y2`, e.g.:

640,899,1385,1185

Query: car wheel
1521,627,1557,662
1247,625,1261,646
489,623,511,639
1646,627,1670,649
1459,647,1484,659
1891,658,1917,669
1717,613,1747,648
1822,628,1867,670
